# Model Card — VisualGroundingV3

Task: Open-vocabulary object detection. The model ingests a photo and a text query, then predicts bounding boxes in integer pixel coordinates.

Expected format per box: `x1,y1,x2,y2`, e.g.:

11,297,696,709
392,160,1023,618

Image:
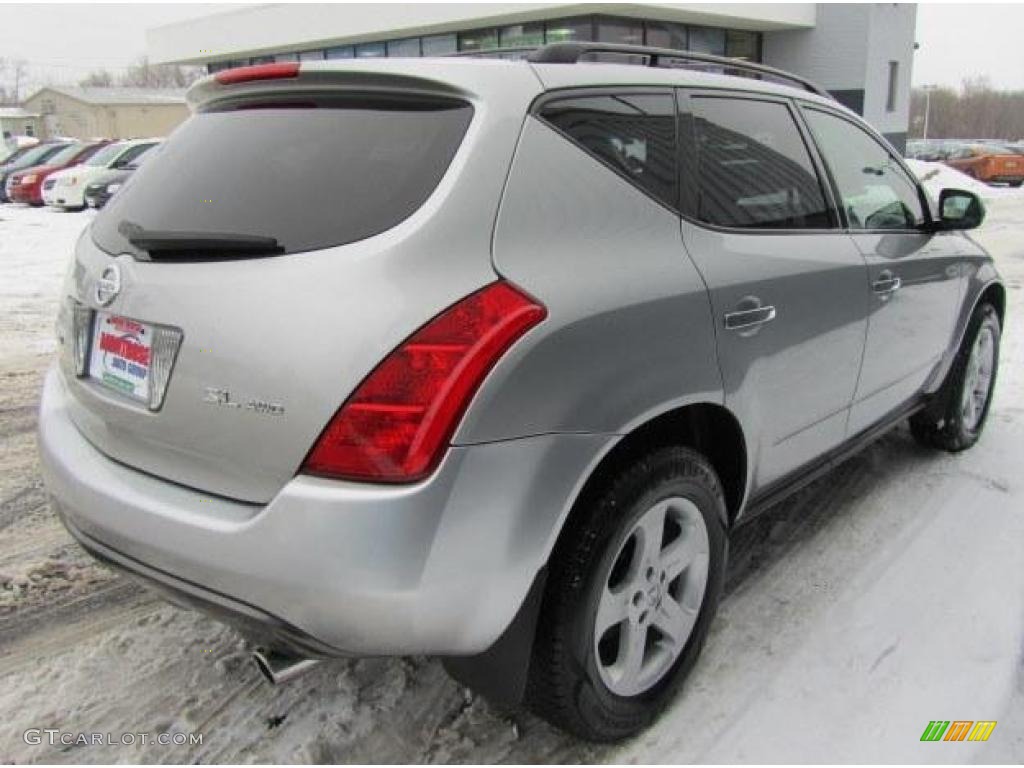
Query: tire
526,446,727,741
911,302,1000,452
1009,181,1023,188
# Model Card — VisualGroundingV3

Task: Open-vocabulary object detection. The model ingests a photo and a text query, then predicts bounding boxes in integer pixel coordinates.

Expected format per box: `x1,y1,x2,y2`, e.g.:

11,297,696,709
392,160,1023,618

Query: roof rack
528,42,831,99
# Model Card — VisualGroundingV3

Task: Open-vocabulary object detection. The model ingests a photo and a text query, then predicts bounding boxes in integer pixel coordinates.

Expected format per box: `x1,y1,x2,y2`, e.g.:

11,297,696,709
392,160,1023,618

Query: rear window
92,94,473,260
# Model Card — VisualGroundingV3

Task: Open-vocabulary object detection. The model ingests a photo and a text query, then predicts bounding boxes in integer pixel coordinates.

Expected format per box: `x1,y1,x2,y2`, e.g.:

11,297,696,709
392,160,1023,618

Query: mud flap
442,567,548,708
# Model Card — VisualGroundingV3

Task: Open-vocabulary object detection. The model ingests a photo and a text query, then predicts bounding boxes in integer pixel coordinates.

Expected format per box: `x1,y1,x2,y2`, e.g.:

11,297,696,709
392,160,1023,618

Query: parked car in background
44,139,161,211
7,141,110,206
83,143,159,209
1,134,39,162
945,143,1024,186
0,141,72,202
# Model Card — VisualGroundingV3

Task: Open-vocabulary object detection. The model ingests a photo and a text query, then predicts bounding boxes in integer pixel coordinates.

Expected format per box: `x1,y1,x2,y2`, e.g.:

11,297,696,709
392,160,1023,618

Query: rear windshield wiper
120,225,285,261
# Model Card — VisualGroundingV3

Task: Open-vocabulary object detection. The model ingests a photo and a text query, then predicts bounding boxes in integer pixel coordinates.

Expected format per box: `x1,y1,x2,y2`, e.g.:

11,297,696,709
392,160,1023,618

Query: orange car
946,143,1024,187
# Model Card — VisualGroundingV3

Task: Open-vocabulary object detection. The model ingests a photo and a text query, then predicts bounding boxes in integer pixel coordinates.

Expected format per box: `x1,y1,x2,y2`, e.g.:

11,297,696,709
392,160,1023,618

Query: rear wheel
526,447,727,741
1009,180,1023,188
911,302,1000,451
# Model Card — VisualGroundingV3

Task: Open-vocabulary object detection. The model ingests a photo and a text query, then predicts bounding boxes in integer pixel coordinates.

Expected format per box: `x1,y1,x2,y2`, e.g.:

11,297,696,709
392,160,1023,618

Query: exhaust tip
251,648,320,686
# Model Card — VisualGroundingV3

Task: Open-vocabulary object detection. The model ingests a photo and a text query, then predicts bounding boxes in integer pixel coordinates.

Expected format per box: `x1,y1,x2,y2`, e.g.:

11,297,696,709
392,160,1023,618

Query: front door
800,107,962,434
680,93,869,494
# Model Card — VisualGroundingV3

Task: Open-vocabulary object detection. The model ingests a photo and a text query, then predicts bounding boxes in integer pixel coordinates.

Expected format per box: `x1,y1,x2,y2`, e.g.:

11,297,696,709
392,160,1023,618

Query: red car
7,140,110,206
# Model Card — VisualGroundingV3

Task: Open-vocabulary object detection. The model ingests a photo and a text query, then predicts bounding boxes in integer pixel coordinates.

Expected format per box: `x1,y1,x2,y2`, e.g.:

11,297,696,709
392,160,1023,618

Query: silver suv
39,44,1004,741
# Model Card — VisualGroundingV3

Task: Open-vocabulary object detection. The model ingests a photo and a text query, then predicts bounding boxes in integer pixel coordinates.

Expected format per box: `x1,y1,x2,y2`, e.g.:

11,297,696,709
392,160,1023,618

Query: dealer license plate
89,312,154,403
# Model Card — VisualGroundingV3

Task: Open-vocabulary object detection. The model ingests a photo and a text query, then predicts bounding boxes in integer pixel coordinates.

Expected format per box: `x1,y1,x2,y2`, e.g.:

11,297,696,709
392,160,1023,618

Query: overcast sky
2,3,1023,96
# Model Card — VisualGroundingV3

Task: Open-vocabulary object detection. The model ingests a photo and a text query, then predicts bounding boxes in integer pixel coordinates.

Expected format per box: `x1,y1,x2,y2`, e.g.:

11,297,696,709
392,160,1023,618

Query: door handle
872,271,902,297
724,299,776,334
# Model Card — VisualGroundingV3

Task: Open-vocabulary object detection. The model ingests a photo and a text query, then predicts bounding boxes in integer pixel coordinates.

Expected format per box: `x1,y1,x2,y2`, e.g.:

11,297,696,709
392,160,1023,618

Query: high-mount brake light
302,281,547,483
215,62,300,85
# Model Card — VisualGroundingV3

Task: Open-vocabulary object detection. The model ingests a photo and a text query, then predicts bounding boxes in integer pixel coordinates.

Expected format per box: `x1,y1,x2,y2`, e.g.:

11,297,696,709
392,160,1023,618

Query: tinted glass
387,38,421,57
693,97,831,229
540,92,677,209
324,46,354,59
355,42,386,58
595,16,643,45
689,27,726,55
116,143,157,167
92,96,473,259
86,142,126,167
499,23,544,47
644,21,687,50
421,34,456,56
804,108,925,230
40,144,83,166
545,17,592,43
458,28,498,51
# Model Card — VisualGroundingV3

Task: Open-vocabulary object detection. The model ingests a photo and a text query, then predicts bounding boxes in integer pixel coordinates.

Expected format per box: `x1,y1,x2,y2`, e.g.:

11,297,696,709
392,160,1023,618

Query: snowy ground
0,176,1022,762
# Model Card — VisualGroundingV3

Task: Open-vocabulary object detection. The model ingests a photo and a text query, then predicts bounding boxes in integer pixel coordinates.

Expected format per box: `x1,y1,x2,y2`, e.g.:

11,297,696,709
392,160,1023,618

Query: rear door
678,92,870,493
799,106,961,434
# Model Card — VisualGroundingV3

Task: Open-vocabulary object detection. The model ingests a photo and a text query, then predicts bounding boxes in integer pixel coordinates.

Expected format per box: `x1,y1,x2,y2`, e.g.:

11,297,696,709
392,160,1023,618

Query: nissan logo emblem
95,264,121,306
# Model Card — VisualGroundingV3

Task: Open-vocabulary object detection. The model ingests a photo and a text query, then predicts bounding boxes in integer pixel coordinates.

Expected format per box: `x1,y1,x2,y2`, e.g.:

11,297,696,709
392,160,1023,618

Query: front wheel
526,447,727,741
911,302,1000,451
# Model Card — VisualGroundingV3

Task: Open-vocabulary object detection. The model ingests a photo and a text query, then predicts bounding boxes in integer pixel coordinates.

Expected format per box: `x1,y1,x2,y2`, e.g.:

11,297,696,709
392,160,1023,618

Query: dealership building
148,3,917,151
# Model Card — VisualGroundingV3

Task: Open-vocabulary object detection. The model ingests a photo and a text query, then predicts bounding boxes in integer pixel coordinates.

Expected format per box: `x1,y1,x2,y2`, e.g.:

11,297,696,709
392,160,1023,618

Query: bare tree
119,56,203,89
0,57,29,104
80,69,115,88
910,77,1024,141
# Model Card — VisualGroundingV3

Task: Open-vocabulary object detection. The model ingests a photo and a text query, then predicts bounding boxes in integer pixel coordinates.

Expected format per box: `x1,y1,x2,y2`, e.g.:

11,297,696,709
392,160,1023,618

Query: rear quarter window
537,91,678,210
92,95,473,259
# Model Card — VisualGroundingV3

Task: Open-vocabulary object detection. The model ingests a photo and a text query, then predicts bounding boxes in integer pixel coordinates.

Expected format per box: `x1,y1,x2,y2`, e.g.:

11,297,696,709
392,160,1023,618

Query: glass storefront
208,14,763,73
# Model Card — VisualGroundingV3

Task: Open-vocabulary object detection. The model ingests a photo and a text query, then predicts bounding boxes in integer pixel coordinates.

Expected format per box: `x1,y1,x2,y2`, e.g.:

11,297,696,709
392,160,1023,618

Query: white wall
763,3,916,144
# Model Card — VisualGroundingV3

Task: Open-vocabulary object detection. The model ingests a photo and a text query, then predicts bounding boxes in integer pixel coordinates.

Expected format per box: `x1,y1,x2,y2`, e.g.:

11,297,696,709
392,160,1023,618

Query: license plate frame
88,311,155,404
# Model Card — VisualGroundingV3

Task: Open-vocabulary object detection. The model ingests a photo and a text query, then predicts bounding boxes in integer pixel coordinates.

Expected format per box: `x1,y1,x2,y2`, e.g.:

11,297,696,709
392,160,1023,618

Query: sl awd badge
203,387,285,416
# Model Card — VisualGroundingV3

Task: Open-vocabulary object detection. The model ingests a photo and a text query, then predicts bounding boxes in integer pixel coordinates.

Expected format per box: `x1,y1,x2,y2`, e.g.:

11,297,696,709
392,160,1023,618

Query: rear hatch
59,62,540,502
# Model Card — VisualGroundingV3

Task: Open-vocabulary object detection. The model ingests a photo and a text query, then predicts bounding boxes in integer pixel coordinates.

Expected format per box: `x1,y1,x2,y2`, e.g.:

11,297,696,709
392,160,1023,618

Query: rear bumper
39,365,609,656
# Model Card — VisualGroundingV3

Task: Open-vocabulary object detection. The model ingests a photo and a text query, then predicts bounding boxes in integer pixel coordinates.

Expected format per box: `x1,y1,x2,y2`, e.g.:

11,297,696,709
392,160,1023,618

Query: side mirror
935,188,985,231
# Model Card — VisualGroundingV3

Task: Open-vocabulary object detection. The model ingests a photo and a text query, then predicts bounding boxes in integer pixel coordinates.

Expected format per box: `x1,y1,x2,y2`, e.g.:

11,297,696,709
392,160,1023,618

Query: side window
803,108,925,231
538,92,677,209
116,144,152,166
692,96,832,230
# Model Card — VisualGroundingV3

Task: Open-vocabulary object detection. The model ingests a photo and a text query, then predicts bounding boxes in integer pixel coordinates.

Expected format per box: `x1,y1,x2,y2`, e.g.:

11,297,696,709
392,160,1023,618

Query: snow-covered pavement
0,183,1022,762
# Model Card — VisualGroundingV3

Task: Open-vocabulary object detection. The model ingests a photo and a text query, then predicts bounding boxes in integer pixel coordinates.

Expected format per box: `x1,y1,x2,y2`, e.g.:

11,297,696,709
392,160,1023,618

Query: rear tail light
215,62,300,85
302,281,546,483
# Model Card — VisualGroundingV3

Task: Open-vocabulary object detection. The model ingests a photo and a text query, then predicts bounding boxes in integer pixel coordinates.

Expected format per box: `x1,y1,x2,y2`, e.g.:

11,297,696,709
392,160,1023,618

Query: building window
644,21,687,50
726,30,760,61
325,46,354,59
688,26,726,55
544,17,593,43
595,16,643,46
299,50,324,61
387,38,422,57
499,22,544,48
355,41,386,58
25,124,34,137
887,61,899,112
422,34,457,56
250,55,275,65
458,28,499,51
274,53,299,62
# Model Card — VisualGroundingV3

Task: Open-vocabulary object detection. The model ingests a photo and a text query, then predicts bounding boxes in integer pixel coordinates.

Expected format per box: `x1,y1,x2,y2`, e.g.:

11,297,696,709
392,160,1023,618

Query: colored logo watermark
921,720,997,742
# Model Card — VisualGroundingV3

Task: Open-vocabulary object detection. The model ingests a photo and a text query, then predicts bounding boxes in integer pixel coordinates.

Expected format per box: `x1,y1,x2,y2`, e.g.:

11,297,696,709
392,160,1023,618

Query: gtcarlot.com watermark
24,729,203,748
